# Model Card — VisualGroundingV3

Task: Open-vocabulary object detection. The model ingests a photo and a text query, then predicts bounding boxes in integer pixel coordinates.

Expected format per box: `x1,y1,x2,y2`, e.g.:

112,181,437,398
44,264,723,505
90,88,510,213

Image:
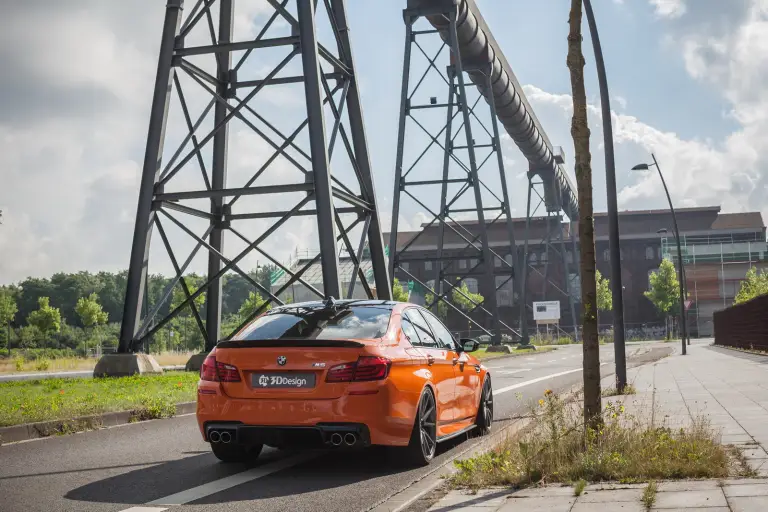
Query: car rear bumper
196,383,415,447
203,421,371,448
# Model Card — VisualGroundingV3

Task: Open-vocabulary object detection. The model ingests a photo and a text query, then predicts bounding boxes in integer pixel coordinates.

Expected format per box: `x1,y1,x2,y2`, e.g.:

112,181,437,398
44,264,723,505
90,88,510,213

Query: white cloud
649,0,687,19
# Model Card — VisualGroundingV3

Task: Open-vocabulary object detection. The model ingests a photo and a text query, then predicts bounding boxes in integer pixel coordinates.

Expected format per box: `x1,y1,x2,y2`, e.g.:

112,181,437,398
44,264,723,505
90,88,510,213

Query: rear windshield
232,306,392,341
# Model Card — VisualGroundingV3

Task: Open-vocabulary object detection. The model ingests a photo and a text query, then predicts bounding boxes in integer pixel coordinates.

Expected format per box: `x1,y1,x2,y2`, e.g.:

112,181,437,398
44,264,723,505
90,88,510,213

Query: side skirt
436,423,476,443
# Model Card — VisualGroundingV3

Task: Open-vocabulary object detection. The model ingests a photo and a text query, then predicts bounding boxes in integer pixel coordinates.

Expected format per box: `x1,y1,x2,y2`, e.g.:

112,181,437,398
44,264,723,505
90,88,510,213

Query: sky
1,0,766,285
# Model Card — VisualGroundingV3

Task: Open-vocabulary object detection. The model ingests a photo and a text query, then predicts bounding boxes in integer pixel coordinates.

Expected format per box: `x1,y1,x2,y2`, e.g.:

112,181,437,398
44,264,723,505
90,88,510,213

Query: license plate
251,372,316,389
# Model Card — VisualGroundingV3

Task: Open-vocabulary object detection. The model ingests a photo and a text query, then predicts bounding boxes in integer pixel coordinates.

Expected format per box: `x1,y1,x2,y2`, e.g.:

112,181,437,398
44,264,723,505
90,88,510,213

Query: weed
450,390,735,490
573,479,587,496
14,358,24,372
641,481,657,509
602,384,637,397
35,359,51,372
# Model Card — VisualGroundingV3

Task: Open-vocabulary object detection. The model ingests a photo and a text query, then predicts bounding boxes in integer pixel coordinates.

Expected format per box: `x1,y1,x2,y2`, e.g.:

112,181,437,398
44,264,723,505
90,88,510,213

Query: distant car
196,299,492,466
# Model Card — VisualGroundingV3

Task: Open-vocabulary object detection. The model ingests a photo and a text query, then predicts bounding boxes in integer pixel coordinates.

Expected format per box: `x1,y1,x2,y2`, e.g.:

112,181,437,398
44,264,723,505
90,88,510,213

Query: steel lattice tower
389,3,522,344
118,0,391,354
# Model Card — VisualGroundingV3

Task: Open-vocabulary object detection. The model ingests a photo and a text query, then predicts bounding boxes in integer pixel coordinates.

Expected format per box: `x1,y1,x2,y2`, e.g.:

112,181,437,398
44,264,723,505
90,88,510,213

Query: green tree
451,280,484,336
170,275,207,352
644,258,680,339
596,270,612,320
0,290,18,354
451,281,484,311
27,297,62,337
424,293,448,321
238,291,271,320
734,267,768,305
75,293,109,355
392,278,410,302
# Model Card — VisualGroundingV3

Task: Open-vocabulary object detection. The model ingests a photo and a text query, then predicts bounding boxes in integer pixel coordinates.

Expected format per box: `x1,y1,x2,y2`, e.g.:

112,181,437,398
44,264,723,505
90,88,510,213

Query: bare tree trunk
567,0,602,429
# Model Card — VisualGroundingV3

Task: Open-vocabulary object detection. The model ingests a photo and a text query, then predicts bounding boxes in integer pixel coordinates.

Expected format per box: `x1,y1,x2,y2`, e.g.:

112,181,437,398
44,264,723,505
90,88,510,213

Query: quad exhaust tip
220,431,232,444
344,433,357,446
209,430,221,443
330,433,343,446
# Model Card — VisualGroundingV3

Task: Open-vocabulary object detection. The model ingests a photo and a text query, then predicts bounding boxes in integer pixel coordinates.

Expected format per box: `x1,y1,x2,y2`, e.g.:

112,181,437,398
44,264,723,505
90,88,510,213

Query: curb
0,401,196,445
367,382,584,512
368,345,673,512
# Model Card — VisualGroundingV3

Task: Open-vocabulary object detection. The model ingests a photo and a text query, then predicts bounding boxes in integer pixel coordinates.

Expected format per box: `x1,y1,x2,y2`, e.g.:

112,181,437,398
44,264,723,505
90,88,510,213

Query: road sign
533,301,560,324
684,299,692,310
407,280,414,292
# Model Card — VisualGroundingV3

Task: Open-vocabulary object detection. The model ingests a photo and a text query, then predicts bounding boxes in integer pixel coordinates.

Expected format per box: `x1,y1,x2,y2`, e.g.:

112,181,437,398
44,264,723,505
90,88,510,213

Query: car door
403,308,456,426
421,309,475,422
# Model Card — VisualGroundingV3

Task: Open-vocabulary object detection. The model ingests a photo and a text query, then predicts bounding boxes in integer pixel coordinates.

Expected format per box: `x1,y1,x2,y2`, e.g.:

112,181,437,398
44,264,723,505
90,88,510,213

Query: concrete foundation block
485,344,513,353
185,353,208,372
516,344,537,351
93,353,163,377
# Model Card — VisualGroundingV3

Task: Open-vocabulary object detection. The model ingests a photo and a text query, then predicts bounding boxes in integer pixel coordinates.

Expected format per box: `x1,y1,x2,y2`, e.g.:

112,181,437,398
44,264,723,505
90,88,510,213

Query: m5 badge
312,362,326,368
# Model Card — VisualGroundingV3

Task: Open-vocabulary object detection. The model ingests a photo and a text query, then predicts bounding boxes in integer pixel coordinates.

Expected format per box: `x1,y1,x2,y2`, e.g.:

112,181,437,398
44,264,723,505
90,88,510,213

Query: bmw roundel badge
277,356,287,366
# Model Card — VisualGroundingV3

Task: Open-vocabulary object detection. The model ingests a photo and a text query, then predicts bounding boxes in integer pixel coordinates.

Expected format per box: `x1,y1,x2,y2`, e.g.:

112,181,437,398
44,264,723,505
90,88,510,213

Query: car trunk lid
214,339,369,400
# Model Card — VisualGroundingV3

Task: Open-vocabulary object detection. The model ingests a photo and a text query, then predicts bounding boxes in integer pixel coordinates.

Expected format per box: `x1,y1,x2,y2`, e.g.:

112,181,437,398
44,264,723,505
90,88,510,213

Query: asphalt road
0,343,650,512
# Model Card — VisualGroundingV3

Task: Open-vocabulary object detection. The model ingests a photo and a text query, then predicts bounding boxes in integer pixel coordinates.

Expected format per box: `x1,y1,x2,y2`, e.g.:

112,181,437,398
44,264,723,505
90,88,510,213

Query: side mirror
460,338,480,353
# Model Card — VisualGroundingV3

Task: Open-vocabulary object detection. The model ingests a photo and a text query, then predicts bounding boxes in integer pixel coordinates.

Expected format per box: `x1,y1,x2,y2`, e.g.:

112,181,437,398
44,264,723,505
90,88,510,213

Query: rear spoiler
216,339,366,349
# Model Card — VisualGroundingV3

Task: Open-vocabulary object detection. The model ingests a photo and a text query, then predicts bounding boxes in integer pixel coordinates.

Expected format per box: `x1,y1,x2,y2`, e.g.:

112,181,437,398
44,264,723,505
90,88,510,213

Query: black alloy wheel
400,389,437,466
476,377,493,435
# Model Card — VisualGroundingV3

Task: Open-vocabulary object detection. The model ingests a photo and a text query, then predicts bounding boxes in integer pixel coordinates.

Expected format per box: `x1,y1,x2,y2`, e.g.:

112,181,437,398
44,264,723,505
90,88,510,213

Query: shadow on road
64,439,472,506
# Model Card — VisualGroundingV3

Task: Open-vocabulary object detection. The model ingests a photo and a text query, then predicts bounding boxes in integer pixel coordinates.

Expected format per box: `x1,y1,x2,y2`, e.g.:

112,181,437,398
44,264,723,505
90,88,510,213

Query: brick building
385,206,766,338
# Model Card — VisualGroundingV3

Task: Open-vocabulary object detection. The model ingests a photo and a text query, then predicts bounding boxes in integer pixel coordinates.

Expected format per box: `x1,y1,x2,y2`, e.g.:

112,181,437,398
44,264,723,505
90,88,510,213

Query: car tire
211,442,263,463
399,388,437,467
475,376,493,435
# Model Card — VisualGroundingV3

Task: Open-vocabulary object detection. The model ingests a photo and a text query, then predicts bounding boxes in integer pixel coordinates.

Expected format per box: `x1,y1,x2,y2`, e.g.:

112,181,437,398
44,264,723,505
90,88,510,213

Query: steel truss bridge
118,0,580,354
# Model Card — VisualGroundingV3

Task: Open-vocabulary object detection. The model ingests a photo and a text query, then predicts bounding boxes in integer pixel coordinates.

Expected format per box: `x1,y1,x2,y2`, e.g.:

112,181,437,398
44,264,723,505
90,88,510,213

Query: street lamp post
582,0,627,391
632,154,688,355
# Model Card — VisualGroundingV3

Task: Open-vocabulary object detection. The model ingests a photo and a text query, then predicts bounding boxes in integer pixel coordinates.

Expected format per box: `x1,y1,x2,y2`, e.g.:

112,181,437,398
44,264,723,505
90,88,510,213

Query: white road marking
496,369,532,376
525,357,535,361
145,452,315,506
547,359,557,363
119,508,168,512
494,363,607,396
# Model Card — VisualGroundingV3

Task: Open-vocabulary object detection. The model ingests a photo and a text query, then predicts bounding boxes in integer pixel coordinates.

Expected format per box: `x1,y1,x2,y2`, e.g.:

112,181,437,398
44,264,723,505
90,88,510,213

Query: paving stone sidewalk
427,341,768,511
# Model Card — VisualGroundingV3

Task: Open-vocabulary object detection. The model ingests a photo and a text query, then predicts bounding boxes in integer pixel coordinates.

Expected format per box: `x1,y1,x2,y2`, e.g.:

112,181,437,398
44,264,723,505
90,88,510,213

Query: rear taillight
200,354,241,382
326,356,391,383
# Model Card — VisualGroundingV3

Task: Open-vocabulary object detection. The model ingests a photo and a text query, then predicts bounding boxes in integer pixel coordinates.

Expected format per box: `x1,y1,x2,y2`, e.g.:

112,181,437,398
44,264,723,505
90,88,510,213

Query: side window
421,309,457,351
400,318,421,346
404,309,438,348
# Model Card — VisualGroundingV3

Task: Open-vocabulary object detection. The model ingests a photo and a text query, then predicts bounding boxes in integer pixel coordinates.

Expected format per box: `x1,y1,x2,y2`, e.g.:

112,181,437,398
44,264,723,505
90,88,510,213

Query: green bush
35,359,51,371
14,357,24,371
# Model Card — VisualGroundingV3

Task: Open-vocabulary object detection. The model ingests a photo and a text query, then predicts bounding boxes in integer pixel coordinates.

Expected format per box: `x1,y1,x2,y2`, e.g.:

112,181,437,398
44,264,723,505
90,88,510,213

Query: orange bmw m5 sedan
196,299,493,466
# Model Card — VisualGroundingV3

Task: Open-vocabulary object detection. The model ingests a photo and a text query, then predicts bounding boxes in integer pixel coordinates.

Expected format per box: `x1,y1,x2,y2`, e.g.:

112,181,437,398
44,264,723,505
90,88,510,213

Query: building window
459,259,467,269
505,254,514,266
646,246,654,260
401,262,409,272
603,249,610,262
495,276,513,306
566,251,573,264
647,268,657,290
530,253,538,265
465,278,479,294
425,261,432,271
470,258,478,268
494,256,501,267
541,252,548,263
657,247,662,259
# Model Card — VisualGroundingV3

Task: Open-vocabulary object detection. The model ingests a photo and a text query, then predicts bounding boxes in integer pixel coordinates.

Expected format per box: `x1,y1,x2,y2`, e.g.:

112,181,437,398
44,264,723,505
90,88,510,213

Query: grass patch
450,390,744,490
642,481,657,509
474,346,556,361
602,384,637,397
573,479,587,496
0,372,198,428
